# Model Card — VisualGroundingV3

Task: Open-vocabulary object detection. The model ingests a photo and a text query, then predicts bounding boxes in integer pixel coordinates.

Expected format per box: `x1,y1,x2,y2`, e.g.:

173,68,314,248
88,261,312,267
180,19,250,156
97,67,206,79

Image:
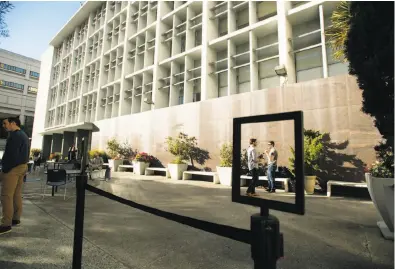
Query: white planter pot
365,173,394,240
133,161,149,175
109,159,123,172
217,166,232,186
304,176,316,195
168,163,188,180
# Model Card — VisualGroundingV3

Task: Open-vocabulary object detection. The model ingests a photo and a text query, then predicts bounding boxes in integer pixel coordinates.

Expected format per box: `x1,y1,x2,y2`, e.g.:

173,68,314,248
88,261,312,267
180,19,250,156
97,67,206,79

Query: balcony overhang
49,1,103,47
40,122,100,135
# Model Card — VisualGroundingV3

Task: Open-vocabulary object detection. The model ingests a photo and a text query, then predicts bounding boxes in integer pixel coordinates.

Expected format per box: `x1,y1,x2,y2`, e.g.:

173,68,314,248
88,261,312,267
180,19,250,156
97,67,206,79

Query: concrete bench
183,171,220,184
145,167,170,178
327,180,367,197
240,175,290,192
90,169,106,180
118,165,134,172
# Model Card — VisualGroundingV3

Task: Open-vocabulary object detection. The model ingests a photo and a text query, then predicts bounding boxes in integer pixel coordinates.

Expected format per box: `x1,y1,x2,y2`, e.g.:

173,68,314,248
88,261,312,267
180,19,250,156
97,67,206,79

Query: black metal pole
72,174,87,269
72,138,88,269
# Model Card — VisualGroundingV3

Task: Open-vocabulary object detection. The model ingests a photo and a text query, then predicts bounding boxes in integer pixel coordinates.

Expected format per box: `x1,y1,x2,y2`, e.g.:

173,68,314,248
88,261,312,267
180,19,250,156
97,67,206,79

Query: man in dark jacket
0,117,29,235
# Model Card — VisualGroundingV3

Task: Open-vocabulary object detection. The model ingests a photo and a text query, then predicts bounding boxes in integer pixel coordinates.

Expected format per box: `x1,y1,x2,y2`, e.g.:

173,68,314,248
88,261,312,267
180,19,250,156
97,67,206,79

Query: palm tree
325,1,351,61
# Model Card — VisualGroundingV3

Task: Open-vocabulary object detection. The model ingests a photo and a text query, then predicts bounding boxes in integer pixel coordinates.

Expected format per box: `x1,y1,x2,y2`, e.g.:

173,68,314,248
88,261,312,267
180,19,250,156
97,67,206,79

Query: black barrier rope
85,184,251,244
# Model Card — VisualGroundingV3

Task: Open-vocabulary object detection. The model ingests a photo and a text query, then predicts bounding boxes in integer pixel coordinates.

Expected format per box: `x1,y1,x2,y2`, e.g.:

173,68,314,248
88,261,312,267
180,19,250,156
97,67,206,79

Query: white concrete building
0,48,40,146
33,1,361,165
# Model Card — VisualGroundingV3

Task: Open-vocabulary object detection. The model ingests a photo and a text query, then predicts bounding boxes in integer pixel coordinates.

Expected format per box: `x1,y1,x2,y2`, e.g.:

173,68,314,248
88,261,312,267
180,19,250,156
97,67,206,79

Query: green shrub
106,138,137,159
219,143,232,167
289,129,325,176
49,152,62,161
30,148,41,157
368,142,394,178
106,138,120,159
118,141,138,160
89,149,108,160
170,156,185,164
165,132,210,166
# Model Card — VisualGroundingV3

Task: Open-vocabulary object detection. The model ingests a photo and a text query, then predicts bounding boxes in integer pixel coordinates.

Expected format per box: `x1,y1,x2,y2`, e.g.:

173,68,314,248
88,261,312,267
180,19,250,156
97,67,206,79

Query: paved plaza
0,171,393,269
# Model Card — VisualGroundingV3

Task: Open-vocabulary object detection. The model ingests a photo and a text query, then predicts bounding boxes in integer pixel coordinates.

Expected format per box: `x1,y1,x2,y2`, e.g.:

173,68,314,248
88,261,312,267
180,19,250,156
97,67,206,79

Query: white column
319,4,328,78
276,1,296,84
201,1,217,101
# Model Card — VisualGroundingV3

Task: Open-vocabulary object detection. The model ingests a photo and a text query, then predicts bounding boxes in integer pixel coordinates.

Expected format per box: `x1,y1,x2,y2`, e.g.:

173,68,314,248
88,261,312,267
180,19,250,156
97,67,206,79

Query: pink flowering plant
134,152,153,163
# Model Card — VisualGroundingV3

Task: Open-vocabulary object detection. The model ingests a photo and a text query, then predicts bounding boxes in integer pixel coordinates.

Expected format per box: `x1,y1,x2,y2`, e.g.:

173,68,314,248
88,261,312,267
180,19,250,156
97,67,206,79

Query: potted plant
290,129,325,194
133,152,152,175
365,142,394,240
167,156,188,180
217,143,233,186
49,152,62,162
165,132,211,180
106,138,123,172
165,133,190,180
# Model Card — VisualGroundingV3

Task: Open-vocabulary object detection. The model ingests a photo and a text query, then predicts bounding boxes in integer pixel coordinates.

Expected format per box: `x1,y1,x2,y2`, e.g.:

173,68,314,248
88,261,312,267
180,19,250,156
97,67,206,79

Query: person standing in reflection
68,145,76,161
246,138,263,197
265,141,278,193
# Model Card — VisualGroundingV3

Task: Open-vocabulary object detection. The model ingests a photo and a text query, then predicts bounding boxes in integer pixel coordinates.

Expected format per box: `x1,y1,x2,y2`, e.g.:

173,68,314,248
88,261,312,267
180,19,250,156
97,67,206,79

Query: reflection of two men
246,138,278,197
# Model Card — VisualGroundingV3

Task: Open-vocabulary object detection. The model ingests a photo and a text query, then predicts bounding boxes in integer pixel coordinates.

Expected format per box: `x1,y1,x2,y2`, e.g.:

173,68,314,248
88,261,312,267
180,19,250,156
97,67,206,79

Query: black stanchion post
72,174,87,269
72,138,88,269
250,207,283,269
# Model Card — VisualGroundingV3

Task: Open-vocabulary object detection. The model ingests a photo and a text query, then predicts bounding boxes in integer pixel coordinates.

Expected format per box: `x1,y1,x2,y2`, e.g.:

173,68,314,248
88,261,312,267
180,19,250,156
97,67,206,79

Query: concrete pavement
0,171,393,269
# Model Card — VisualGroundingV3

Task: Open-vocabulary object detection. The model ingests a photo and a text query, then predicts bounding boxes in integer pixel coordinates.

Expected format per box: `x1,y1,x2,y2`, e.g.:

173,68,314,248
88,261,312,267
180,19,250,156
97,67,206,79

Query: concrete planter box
133,161,149,175
365,173,394,240
168,163,188,180
305,175,316,194
217,166,232,186
109,159,123,172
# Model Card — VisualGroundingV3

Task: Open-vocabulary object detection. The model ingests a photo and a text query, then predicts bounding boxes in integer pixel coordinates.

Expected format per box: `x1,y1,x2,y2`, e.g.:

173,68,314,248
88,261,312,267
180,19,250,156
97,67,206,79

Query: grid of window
0,62,26,75
0,80,24,90
30,71,40,79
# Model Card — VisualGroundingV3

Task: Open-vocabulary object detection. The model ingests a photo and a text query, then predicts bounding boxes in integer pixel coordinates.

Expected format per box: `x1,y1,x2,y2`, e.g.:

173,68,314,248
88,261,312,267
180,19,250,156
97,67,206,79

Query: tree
327,2,394,148
165,132,210,167
345,2,394,148
326,1,351,61
0,1,14,38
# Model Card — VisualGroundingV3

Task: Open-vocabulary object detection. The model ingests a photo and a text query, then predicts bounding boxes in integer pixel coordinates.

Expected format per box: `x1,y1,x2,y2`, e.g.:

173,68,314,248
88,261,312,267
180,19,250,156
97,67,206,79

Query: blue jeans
267,164,277,190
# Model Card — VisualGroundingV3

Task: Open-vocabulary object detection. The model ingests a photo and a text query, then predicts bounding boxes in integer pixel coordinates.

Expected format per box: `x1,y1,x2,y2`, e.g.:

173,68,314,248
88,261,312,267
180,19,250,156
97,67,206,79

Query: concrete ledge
327,180,367,197
118,165,134,172
145,167,170,178
183,171,219,184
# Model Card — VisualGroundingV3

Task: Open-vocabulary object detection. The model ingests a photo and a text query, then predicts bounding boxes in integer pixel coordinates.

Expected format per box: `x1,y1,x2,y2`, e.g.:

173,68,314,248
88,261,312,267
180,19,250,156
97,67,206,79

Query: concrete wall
90,74,381,182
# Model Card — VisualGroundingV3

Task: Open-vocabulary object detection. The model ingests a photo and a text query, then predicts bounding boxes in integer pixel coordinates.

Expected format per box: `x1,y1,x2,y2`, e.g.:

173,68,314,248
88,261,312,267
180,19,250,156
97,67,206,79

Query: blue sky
0,1,82,60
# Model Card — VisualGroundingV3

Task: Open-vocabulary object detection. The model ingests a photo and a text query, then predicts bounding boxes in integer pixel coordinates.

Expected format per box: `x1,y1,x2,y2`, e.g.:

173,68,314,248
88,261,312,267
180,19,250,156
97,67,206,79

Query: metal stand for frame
251,207,284,269
72,139,88,269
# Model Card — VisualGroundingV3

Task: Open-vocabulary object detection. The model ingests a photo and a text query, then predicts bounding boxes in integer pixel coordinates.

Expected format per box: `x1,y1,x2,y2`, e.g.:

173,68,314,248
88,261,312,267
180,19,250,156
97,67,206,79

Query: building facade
32,1,381,181
0,48,40,144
